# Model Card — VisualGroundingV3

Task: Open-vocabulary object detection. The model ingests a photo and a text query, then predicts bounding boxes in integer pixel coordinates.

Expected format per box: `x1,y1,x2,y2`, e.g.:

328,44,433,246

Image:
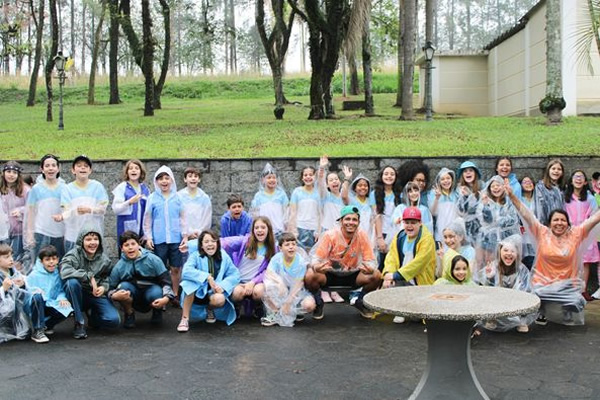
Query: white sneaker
206,309,216,324
592,288,600,300
393,316,406,324
516,325,529,333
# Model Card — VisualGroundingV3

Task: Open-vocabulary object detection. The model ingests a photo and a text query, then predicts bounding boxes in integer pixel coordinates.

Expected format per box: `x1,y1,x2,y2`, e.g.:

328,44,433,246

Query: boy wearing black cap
60,155,109,253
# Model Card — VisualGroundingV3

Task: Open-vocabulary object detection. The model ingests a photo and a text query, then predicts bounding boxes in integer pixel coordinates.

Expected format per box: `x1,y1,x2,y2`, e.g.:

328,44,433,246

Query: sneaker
123,312,136,329
330,291,345,303
295,314,305,322
261,314,277,327
321,291,333,303
535,315,548,326
592,288,600,300
177,317,189,332
313,301,325,320
349,289,361,306
516,325,529,333
393,316,406,324
151,308,163,325
354,300,374,319
44,327,55,336
31,329,50,343
73,323,87,339
206,309,216,324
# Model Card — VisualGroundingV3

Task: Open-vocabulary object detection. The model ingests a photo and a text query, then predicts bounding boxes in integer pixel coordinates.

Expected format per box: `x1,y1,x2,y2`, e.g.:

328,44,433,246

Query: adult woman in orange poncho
506,181,600,326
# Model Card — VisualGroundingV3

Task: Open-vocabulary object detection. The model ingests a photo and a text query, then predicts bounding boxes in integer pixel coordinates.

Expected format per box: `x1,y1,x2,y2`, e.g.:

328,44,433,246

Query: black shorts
325,270,361,288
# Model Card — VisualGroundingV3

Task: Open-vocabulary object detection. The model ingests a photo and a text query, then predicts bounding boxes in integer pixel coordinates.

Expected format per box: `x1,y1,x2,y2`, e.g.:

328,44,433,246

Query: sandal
330,291,344,303
177,317,189,332
321,291,332,303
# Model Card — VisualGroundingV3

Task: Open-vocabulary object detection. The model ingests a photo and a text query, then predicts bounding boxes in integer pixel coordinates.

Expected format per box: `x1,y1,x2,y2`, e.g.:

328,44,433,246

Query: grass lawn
1,86,599,160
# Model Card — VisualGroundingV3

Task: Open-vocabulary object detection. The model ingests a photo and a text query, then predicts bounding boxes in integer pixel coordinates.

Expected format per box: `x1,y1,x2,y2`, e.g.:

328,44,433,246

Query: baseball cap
338,205,360,221
402,207,422,221
72,154,92,168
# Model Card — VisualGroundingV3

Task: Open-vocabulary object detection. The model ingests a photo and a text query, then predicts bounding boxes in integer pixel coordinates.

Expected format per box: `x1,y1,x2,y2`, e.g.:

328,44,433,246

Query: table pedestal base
410,320,488,400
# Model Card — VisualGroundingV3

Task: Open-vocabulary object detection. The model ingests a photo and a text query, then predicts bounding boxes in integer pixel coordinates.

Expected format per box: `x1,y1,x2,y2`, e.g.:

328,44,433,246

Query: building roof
483,0,546,50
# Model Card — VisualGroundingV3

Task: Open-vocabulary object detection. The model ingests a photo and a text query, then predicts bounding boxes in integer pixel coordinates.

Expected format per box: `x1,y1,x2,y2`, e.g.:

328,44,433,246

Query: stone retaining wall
11,156,600,258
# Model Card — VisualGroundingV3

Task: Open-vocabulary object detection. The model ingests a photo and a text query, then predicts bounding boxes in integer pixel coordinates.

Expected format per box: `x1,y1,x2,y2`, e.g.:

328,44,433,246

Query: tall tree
88,0,107,105
290,0,370,119
540,0,565,124
362,8,374,116
108,0,120,104
347,51,360,95
256,0,296,108
400,0,417,120
141,0,153,116
154,0,171,109
27,0,45,107
395,2,403,107
45,0,59,122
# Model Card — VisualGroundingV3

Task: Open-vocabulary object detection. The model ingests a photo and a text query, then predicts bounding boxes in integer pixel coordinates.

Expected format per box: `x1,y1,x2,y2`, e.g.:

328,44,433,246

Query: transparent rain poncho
456,185,483,246
0,269,30,343
519,204,600,326
474,176,521,267
478,235,536,331
391,181,434,241
263,252,313,327
426,167,459,242
250,163,289,235
534,180,564,226
439,218,477,279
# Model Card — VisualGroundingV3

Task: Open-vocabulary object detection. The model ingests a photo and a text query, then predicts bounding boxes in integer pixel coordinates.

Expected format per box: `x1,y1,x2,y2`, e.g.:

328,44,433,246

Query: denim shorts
154,243,183,268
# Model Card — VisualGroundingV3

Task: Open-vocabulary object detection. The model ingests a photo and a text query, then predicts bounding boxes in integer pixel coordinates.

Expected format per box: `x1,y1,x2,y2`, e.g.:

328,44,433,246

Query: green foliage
539,95,566,114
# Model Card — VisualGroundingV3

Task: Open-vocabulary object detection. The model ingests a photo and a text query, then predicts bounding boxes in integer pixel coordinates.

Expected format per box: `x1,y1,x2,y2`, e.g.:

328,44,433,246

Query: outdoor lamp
424,41,435,62
54,52,66,72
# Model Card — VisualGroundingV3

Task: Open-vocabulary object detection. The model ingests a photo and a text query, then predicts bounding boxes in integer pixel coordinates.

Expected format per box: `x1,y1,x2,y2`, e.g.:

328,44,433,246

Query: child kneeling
177,230,240,332
261,233,315,327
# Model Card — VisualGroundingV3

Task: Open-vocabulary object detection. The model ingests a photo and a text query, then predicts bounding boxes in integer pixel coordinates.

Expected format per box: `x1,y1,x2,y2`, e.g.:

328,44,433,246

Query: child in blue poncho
26,245,73,336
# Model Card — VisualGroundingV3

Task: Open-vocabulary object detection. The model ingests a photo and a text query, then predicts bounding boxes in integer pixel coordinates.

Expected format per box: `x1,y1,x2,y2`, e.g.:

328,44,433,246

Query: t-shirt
238,244,267,283
321,192,344,231
251,189,289,234
26,181,65,238
60,180,108,242
178,187,212,235
349,193,375,236
291,187,320,231
267,252,307,283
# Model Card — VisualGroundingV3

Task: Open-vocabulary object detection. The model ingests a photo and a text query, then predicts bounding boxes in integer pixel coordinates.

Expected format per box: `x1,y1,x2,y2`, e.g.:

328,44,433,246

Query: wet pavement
2,300,600,399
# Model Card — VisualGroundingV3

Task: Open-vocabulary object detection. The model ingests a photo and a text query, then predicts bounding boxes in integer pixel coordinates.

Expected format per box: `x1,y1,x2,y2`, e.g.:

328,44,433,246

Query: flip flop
330,291,344,303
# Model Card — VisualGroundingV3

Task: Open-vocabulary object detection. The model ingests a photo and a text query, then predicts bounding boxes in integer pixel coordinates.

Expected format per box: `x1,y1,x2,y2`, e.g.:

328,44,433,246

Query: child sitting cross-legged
26,245,73,338
261,232,316,327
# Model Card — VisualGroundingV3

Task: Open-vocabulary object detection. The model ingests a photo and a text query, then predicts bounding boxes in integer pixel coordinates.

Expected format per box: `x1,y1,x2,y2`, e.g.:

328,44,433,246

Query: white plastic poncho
475,176,521,260
456,184,482,246
479,235,536,331
0,269,30,343
427,168,459,242
263,252,312,327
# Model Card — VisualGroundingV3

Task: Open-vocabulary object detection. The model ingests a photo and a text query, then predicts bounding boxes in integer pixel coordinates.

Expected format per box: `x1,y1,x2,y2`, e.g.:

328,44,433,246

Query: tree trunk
307,25,325,119
88,0,107,105
448,0,455,50
362,13,374,115
544,0,564,124
348,52,360,95
45,0,59,121
108,0,120,104
400,0,417,120
27,0,45,107
395,0,403,107
141,0,154,116
71,0,75,67
81,2,87,73
153,0,171,109
256,0,295,109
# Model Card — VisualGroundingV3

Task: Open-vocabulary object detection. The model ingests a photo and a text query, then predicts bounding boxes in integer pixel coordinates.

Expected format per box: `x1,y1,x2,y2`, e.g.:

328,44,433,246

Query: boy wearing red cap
382,206,436,290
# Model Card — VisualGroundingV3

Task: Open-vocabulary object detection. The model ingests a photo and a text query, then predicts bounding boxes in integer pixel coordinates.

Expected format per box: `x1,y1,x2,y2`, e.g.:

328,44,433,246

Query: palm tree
540,0,566,124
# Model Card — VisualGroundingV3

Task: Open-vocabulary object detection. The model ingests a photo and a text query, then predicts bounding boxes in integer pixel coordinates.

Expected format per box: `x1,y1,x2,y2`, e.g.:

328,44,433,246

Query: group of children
1,154,599,343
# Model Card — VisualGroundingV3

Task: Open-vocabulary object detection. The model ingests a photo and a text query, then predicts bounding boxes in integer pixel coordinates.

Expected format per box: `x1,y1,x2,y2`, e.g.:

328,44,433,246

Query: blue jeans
24,292,46,330
63,279,120,328
33,233,65,261
117,282,163,313
9,235,24,261
64,240,76,254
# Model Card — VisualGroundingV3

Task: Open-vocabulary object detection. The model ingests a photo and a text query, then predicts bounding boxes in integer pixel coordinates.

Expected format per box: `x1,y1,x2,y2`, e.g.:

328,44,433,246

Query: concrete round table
363,285,540,400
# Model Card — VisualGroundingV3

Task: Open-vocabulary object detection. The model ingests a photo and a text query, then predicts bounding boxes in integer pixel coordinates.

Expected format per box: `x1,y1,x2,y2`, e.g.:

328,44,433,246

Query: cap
457,161,481,179
72,154,92,168
402,207,422,221
338,205,360,221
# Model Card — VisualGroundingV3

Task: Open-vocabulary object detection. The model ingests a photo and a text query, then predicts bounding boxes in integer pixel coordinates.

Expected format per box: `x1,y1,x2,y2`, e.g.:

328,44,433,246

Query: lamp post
53,51,66,130
423,41,435,122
